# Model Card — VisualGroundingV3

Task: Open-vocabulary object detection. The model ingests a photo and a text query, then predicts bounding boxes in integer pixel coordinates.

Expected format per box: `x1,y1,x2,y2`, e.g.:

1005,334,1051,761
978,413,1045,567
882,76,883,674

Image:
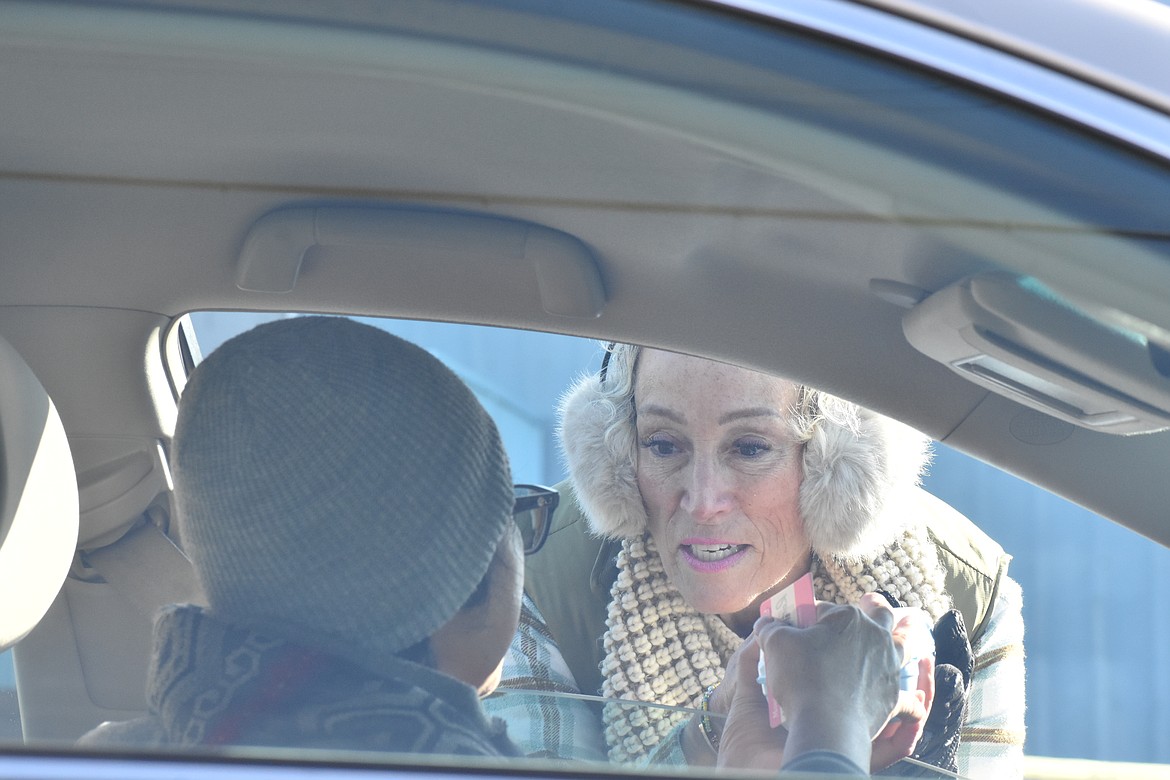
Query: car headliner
1,0,1169,556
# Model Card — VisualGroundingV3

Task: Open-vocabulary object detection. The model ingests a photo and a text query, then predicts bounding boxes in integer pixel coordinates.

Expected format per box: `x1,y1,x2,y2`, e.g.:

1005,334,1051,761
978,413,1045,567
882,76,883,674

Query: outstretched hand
713,636,787,771
680,631,772,768
716,598,904,773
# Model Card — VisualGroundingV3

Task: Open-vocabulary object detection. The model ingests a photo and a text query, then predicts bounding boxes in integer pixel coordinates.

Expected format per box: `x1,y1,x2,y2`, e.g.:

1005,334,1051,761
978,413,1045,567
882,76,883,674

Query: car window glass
182,312,1170,774
186,313,603,486
0,650,18,741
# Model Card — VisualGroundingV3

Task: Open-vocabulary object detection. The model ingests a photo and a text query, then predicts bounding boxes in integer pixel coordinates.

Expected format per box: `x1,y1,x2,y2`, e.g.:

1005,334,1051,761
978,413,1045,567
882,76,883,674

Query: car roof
826,0,1170,113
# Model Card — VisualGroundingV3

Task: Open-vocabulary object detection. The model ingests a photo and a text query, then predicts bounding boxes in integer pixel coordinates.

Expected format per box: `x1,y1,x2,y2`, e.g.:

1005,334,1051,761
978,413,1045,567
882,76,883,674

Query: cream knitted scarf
599,527,950,763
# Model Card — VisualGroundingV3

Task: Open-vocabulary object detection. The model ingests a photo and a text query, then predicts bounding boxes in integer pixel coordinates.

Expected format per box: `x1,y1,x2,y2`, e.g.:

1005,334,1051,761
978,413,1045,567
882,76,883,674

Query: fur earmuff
799,407,932,556
558,373,647,539
557,353,933,557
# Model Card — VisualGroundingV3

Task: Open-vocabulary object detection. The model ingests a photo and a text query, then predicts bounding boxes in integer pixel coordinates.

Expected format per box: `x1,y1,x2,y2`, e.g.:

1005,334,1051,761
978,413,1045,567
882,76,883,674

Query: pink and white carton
757,572,816,728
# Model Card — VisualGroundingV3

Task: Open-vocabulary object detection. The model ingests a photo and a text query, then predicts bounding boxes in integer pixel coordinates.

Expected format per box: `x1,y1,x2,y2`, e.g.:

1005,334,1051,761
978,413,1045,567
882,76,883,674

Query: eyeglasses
513,484,558,555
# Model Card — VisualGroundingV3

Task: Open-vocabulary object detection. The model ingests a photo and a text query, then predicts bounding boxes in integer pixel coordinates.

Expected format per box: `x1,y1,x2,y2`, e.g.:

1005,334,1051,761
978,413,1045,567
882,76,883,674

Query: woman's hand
868,594,936,771
879,609,972,776
681,634,779,768
713,636,787,772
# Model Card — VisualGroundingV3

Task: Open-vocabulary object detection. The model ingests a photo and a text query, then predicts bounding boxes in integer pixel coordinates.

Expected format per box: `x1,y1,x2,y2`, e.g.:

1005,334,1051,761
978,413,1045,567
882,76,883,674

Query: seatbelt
81,513,204,615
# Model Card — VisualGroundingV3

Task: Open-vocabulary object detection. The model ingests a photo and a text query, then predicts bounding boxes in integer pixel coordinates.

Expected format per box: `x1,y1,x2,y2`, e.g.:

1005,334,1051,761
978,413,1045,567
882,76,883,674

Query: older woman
484,344,1025,777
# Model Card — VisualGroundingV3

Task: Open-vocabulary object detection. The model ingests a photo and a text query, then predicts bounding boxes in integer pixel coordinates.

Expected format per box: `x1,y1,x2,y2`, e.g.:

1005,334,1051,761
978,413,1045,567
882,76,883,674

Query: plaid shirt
484,595,608,763
957,576,1027,778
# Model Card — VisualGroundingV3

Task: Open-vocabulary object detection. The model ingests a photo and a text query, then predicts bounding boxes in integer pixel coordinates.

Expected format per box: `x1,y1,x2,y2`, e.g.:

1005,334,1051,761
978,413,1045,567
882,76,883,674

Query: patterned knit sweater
79,604,519,758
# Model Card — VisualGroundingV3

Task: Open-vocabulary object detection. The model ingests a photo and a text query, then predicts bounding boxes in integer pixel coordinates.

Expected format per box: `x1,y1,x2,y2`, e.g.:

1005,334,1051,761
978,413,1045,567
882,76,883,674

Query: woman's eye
641,436,678,457
733,439,770,458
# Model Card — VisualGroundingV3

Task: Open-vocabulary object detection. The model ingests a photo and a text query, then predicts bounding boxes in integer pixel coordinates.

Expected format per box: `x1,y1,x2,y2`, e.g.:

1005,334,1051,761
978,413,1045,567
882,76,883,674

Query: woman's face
634,350,812,630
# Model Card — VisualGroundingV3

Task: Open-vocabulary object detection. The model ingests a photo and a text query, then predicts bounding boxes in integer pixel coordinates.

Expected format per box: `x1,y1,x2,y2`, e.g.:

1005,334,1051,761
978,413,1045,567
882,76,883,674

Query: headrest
0,333,79,651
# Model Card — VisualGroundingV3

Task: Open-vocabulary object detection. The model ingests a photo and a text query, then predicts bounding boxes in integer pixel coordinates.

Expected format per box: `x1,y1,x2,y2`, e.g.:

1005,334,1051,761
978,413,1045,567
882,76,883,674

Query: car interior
2,0,1170,776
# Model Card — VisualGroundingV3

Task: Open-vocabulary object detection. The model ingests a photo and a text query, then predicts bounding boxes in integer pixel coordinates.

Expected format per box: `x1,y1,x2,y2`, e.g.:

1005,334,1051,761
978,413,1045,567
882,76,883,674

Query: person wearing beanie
79,316,525,755
485,345,1025,778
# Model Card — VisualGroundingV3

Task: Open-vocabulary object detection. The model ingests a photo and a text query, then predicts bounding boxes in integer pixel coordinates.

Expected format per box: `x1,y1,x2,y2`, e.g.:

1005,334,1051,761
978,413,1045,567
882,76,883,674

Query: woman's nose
680,456,734,522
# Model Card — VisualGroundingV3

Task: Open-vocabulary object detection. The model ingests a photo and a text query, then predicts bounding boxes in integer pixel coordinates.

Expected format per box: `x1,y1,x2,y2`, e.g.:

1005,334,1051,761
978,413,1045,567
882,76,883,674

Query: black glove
875,595,973,777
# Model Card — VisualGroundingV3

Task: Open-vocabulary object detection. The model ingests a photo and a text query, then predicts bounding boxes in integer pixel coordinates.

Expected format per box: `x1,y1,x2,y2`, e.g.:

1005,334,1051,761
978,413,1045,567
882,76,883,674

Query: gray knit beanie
172,316,513,674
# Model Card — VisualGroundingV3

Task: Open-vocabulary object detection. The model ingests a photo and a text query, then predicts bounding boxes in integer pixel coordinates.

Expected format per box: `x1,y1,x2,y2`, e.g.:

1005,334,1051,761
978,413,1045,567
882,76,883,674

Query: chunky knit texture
599,527,950,764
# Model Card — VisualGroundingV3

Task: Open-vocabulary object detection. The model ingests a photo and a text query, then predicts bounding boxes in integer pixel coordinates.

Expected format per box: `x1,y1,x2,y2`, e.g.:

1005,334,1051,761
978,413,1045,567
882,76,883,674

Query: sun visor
903,272,1170,435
